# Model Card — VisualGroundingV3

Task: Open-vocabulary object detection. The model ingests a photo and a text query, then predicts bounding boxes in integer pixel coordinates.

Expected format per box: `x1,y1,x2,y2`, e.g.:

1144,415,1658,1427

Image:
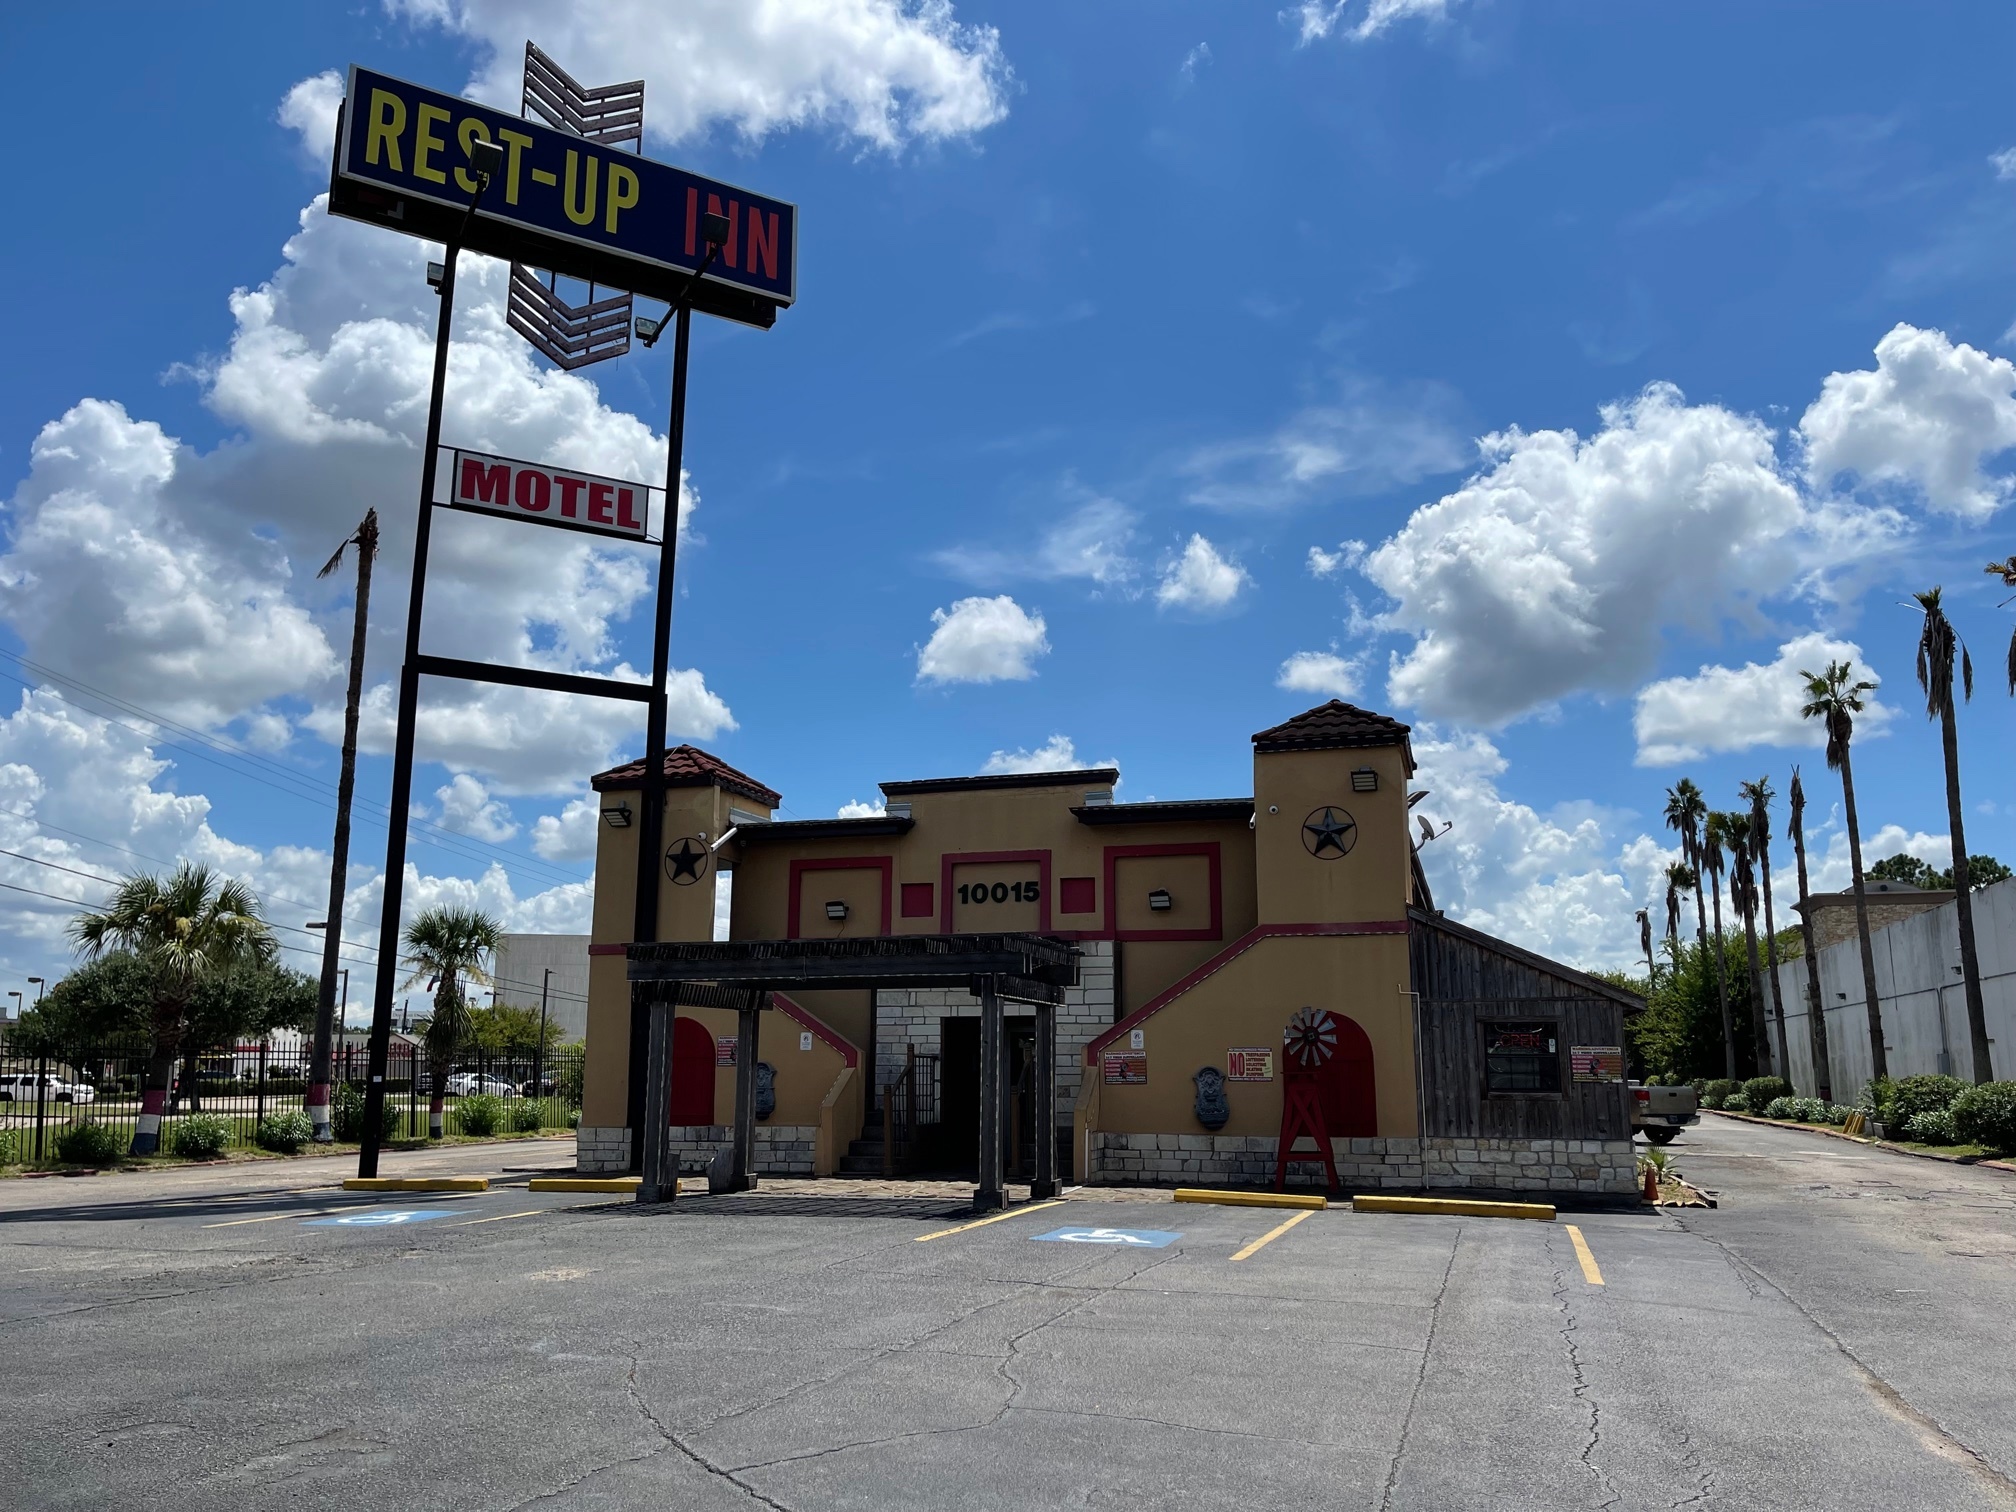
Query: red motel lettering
449,450,650,541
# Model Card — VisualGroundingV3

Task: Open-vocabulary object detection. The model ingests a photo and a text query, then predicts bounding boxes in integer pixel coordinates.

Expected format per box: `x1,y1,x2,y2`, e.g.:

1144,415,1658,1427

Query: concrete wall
1774,877,2016,1099
1086,1133,1637,1195
491,934,591,1042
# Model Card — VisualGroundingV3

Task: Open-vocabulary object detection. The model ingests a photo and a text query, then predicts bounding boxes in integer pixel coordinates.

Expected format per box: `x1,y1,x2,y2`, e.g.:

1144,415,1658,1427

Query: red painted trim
787,855,894,937
588,942,626,956
1102,841,1223,942
939,849,1053,933
770,991,860,1067
900,881,935,919
1083,920,1410,1064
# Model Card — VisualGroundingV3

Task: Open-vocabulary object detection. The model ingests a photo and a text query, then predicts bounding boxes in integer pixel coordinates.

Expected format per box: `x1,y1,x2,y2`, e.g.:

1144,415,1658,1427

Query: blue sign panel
328,66,796,328
1031,1225,1184,1248
304,1208,461,1227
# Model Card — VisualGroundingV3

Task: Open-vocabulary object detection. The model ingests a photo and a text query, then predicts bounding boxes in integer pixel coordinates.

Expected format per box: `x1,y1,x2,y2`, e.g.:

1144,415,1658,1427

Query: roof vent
1083,789,1114,807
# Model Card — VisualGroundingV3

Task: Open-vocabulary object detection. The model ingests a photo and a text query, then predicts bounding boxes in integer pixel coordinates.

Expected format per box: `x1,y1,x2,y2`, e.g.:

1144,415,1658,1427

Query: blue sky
3,0,2014,1006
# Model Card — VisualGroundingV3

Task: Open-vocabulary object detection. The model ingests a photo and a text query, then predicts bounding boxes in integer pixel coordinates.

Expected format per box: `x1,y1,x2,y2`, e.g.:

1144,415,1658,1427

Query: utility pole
536,967,551,1095
309,509,378,1143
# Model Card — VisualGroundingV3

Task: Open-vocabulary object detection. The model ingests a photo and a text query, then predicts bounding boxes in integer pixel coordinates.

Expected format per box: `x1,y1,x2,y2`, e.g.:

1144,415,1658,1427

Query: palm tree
1635,908,1656,981
1800,659,1887,1081
1664,778,1712,952
1741,776,1793,1083
71,863,276,1154
1724,810,1772,1080
400,907,502,1139
1914,588,1993,1082
1787,769,1833,1101
1701,809,1738,1079
1663,862,1693,953
1988,556,2015,694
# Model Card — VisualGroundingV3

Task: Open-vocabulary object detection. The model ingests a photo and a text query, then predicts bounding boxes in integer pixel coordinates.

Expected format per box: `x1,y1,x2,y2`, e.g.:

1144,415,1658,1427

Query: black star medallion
665,836,710,885
1301,806,1358,860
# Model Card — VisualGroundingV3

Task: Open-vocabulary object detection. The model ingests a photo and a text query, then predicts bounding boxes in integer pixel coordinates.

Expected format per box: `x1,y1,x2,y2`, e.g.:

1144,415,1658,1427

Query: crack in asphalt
1547,1232,1622,1512
1667,1424,1713,1510
1673,1215,2016,1506
1376,1222,1461,1512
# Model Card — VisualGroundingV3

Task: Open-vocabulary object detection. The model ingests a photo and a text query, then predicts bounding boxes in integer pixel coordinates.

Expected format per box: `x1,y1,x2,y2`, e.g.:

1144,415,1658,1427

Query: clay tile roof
1252,700,1414,762
590,744,781,807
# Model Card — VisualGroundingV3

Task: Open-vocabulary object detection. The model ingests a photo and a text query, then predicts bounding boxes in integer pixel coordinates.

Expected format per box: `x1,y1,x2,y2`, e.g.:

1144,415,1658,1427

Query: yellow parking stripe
203,1211,299,1228
1231,1207,1315,1261
1565,1224,1604,1285
915,1200,1066,1242
455,1209,544,1227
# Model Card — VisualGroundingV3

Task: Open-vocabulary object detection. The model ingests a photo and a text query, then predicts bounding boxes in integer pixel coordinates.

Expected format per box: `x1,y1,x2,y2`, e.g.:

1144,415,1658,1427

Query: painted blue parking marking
303,1208,463,1227
1031,1225,1183,1248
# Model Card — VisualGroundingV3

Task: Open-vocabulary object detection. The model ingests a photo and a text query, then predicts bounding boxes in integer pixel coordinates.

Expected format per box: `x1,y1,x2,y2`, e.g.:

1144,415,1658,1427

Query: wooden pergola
626,933,1080,1210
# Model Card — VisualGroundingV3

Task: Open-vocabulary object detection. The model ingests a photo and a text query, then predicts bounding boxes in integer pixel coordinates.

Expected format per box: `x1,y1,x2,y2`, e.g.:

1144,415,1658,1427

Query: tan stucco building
576,702,1641,1196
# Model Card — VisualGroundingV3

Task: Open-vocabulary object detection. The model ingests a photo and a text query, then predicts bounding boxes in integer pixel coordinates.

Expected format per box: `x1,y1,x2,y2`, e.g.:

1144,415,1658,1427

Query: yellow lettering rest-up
413,103,451,184
605,163,639,234
454,117,493,194
365,89,405,172
497,128,533,205
563,149,598,227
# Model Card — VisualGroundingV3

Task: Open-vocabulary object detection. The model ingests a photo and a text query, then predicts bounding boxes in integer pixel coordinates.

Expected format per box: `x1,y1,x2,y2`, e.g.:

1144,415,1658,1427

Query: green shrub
0,1130,20,1165
256,1110,315,1153
1703,1079,1738,1103
1858,1074,1895,1119
1699,1094,1723,1110
457,1093,505,1137
1785,1097,1831,1123
507,1099,544,1133
567,1107,581,1129
1950,1081,2016,1153
1887,1075,1968,1129
1762,1096,1798,1119
57,1119,128,1165
1903,1108,1961,1146
1743,1076,1792,1109
332,1081,400,1141
1722,1092,1752,1113
172,1113,232,1160
1826,1103,1856,1125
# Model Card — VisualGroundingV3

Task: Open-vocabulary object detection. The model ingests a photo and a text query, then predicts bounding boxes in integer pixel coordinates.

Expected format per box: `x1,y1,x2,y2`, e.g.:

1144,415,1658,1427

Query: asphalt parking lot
3,1120,2014,1511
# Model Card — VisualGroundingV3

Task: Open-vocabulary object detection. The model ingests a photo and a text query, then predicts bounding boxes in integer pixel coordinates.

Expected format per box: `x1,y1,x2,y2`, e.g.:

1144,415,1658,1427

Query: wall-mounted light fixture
601,802,633,828
826,900,849,921
1147,889,1173,913
1351,767,1379,793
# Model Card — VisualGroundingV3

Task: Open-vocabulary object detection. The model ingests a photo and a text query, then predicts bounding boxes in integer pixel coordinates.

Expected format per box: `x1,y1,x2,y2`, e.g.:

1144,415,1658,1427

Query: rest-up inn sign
449,449,651,542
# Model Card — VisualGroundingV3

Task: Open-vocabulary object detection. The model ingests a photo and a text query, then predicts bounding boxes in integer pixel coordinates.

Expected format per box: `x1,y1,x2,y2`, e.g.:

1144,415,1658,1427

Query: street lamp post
535,967,551,1099
27,977,43,1007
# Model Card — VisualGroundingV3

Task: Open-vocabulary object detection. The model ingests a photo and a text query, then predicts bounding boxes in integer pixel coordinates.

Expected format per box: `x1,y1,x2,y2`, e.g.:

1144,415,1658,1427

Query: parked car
518,1075,559,1096
1631,1082,1698,1144
444,1072,517,1097
0,1073,96,1104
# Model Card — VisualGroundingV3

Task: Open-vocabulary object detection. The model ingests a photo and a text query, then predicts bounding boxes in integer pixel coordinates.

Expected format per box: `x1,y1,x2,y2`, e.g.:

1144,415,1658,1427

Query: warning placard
1102,1052,1147,1085
1570,1045,1625,1083
1226,1047,1274,1082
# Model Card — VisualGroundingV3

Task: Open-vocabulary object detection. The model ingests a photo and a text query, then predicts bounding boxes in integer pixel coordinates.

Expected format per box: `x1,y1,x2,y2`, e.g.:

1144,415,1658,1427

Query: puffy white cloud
1183,379,1468,509
935,495,1137,588
1276,650,1363,699
1156,535,1249,612
400,0,1012,152
531,792,601,862
1411,728,1653,971
1179,43,1213,85
836,798,887,818
1807,820,1950,894
1633,632,1892,766
1799,323,2016,519
277,70,343,168
916,595,1049,683
1992,147,2016,181
1306,540,1365,578
980,734,1114,775
1290,0,1459,45
1364,381,1897,725
431,773,519,844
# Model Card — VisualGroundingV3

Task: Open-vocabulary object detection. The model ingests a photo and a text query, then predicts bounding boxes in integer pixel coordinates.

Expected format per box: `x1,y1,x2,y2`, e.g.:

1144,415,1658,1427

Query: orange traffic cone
1642,1164,1659,1204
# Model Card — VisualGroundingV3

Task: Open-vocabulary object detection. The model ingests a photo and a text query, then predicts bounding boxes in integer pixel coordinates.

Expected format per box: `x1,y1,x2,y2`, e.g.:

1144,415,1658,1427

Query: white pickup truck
1631,1082,1699,1144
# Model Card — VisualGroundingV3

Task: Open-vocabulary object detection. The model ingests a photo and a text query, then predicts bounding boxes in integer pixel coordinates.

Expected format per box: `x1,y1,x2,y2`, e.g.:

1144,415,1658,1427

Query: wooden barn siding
1410,924,1632,1141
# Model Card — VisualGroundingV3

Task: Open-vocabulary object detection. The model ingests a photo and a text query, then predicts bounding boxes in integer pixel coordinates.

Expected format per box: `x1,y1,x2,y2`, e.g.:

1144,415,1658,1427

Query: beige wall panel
1094,934,1417,1139
793,866,888,939
1116,937,1241,1018
1110,853,1214,935
1252,748,1412,926
948,860,1044,933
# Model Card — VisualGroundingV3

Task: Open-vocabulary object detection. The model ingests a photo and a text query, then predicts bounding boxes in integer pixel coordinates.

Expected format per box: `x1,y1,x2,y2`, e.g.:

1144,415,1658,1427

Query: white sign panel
449,449,651,541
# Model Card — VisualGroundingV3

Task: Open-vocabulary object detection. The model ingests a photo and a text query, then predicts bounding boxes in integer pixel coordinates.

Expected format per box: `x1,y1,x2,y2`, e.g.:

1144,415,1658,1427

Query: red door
1316,1015,1377,1138
669,1016,716,1126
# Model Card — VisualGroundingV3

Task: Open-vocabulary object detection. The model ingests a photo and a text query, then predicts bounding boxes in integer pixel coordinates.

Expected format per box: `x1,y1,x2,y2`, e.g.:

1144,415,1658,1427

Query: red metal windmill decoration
1274,1007,1341,1193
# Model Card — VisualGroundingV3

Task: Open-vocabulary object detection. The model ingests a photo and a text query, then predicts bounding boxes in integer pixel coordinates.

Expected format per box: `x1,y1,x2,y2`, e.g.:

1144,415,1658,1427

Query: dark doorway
936,1014,1036,1180
669,1015,716,1125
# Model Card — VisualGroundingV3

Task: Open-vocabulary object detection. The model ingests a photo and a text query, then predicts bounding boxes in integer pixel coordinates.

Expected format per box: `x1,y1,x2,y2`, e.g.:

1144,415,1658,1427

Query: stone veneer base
1086,1133,1639,1196
577,1124,817,1176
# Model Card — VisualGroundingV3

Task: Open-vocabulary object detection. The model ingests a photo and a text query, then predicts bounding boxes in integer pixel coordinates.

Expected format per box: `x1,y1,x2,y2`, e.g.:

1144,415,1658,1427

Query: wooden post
728,992,762,1191
636,986,676,1203
975,977,1005,1210
1031,1002,1058,1199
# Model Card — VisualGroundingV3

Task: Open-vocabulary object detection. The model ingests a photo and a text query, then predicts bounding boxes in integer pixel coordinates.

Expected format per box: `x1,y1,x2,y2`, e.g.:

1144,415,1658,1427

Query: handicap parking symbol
304,1208,458,1227
1031,1225,1182,1248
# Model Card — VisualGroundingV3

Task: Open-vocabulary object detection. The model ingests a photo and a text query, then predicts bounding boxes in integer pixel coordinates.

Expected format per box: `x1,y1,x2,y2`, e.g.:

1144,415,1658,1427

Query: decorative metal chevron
507,42,644,370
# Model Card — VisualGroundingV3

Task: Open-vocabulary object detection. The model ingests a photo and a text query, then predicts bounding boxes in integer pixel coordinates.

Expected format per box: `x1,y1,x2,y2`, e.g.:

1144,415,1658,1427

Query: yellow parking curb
1352,1194,1554,1221
342,1177,489,1192
1174,1188,1327,1211
527,1176,642,1193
